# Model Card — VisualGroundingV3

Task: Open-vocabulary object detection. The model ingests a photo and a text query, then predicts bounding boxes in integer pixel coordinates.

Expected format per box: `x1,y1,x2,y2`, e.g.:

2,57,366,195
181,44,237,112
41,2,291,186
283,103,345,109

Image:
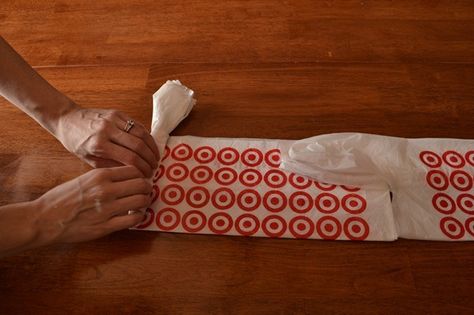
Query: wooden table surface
1,1,474,314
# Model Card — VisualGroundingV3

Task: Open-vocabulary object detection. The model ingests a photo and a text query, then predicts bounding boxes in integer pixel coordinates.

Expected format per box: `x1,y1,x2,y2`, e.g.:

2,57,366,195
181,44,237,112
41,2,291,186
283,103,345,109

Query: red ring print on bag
341,194,367,215
264,169,287,188
166,163,189,182
426,170,449,191
208,212,233,234
134,208,155,229
194,146,216,164
190,165,213,184
432,193,456,215
161,184,185,206
241,148,264,167
316,216,342,240
289,191,313,214
314,182,337,191
343,217,369,241
289,216,315,239
442,151,465,168
215,167,238,186
151,185,160,204
153,165,165,183
211,188,236,210
235,214,260,236
156,208,181,231
315,193,340,214
419,151,442,168
171,143,193,161
450,170,473,192
217,147,239,165
186,187,210,208
465,218,474,237
182,210,207,233
289,173,312,189
440,217,465,240
239,169,263,187
457,193,474,215
262,215,287,238
161,146,170,161
341,185,361,192
237,189,261,211
265,149,281,167
263,190,287,213
465,151,474,167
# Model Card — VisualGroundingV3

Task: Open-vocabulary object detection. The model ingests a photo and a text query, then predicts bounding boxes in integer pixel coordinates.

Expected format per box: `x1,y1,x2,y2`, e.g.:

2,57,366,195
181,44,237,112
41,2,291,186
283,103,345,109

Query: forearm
0,200,44,257
0,36,78,136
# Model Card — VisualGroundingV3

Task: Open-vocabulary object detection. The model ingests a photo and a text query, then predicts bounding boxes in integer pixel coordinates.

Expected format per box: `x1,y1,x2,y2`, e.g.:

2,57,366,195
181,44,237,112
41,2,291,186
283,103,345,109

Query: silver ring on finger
124,120,135,133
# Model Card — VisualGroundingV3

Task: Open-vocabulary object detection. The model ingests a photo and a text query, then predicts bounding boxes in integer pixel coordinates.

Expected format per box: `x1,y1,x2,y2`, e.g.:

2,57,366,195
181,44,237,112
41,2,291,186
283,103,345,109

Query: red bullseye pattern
235,214,260,236
421,149,474,240
289,173,312,189
420,151,442,168
194,146,216,164
440,217,465,240
343,217,369,240
146,141,376,241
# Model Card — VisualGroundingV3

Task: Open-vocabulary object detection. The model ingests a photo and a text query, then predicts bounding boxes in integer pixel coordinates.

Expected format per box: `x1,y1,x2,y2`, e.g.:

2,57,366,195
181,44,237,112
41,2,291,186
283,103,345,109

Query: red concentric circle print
151,185,160,204
186,187,210,208
235,214,260,236
442,151,465,168
343,217,369,241
457,193,474,215
432,193,456,215
153,165,165,183
211,188,235,210
341,185,361,192
237,189,261,211
161,184,185,205
315,193,340,214
465,218,474,237
134,208,155,229
182,210,207,233
156,208,180,231
419,151,442,168
450,170,473,192
241,148,263,167
208,212,233,234
217,147,239,165
239,169,263,187
289,191,313,214
264,169,287,188
289,173,312,189
440,217,465,240
265,149,281,167
215,167,238,185
426,170,449,191
161,146,170,161
314,182,337,191
194,146,216,164
341,194,367,214
166,163,189,182
190,165,213,184
316,216,342,240
171,143,193,161
263,190,287,213
289,216,315,239
466,151,474,167
262,215,287,238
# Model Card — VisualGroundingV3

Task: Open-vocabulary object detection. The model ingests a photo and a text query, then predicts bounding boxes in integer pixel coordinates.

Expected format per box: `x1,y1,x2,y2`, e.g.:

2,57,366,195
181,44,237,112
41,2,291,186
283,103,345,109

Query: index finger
102,165,145,182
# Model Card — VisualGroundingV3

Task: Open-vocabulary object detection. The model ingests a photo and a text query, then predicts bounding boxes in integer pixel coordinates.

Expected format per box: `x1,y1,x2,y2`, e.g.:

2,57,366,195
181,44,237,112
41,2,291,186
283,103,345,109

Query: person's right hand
32,165,151,246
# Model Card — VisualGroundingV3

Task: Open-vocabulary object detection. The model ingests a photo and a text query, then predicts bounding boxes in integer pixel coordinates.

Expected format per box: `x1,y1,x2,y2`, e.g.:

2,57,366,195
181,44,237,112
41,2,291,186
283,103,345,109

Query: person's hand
55,107,159,177
32,166,151,245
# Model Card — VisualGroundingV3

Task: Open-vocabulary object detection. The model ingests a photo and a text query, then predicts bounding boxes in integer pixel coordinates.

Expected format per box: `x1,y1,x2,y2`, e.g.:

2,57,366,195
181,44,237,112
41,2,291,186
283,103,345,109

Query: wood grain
1,1,474,314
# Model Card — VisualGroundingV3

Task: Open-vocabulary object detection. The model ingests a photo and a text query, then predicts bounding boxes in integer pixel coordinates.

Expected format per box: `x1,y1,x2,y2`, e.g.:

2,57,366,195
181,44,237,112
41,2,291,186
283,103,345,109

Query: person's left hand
55,107,159,177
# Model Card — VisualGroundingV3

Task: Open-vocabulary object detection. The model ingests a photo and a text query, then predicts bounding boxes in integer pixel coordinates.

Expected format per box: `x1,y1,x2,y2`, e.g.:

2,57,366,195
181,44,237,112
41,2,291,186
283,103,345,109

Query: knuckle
96,118,109,132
